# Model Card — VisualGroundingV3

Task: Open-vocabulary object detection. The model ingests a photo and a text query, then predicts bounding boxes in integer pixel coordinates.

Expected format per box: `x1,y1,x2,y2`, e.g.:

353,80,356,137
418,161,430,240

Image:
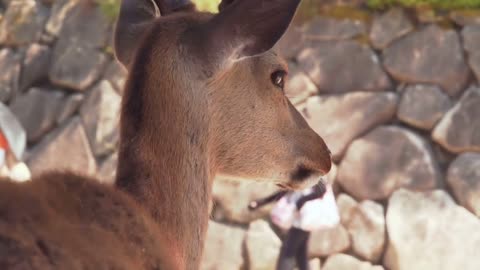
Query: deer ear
218,0,235,12
114,0,195,69
114,0,160,69
202,0,301,65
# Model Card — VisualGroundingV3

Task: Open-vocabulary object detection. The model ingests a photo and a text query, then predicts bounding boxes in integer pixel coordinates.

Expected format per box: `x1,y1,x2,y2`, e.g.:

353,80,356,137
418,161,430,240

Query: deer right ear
199,0,301,68
114,0,160,69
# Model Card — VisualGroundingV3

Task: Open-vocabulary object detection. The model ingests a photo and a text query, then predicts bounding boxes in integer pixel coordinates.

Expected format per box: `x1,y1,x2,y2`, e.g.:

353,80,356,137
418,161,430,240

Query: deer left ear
114,0,195,69
114,0,160,69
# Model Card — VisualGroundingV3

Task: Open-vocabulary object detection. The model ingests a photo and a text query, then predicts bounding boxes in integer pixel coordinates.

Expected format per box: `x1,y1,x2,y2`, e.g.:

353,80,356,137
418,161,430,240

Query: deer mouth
277,165,322,190
276,183,294,190
290,165,315,182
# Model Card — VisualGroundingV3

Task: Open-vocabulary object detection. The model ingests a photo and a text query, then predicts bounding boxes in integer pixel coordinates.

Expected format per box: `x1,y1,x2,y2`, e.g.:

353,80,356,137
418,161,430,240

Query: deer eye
271,70,287,90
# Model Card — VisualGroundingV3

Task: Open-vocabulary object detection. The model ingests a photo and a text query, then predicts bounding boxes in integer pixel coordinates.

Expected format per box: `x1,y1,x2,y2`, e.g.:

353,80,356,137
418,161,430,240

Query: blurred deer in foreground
0,0,331,269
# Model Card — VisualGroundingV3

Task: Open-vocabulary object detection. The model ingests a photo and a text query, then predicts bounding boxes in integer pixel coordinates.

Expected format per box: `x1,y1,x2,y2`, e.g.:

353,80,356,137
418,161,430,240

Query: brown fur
0,171,179,269
0,1,331,269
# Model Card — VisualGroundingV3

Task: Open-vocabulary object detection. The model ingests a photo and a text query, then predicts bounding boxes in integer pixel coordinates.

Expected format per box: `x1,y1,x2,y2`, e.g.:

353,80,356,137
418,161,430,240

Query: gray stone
370,8,413,49
104,60,127,95
323,254,384,270
27,117,97,176
39,31,56,45
337,192,391,268
10,88,64,143
246,220,281,270
383,25,470,96
212,177,279,224
19,44,51,92
397,84,452,130
45,0,79,36
201,221,246,270
462,24,480,53
308,223,351,257
414,9,448,24
56,93,83,125
51,2,111,49
338,126,440,200
0,0,49,45
49,3,111,91
385,189,480,270
431,142,456,170
298,40,391,93
49,46,108,91
302,259,321,270
447,153,480,217
345,201,385,263
304,17,366,41
336,193,357,226
433,86,480,153
463,26,480,82
80,80,121,157
300,92,397,159
469,53,480,82
450,10,480,26
0,102,25,160
97,152,118,185
0,48,21,103
1,0,13,5
285,63,317,105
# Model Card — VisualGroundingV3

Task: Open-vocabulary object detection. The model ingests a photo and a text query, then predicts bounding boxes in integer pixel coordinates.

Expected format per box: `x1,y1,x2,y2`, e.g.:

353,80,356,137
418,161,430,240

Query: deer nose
313,136,332,175
293,146,332,179
318,149,332,175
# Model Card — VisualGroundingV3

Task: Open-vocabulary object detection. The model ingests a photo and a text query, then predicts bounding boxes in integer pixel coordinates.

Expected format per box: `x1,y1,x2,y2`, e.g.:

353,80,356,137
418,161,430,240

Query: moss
94,0,480,29
319,5,372,22
450,8,480,18
96,0,120,22
367,0,480,10
103,45,115,57
354,33,372,45
194,0,220,12
97,0,220,21
293,1,374,25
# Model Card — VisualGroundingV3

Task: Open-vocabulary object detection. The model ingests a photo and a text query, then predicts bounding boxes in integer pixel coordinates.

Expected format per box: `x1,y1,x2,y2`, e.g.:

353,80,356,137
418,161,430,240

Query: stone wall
0,0,123,182
1,1,479,269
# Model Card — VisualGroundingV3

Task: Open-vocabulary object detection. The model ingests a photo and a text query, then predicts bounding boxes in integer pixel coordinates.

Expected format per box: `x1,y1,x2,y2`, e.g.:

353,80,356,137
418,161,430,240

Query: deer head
114,0,331,191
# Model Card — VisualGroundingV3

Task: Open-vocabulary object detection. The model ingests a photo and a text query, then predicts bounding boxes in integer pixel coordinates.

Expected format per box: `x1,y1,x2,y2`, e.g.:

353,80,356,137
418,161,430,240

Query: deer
0,0,332,269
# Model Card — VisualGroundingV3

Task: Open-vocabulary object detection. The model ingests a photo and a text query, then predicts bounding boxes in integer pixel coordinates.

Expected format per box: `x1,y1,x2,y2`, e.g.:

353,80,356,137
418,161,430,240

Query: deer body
0,1,332,269
0,172,179,269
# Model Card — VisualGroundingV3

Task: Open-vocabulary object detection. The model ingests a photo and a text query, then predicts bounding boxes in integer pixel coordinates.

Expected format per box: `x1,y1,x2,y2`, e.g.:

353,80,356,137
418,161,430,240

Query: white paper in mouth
296,184,340,231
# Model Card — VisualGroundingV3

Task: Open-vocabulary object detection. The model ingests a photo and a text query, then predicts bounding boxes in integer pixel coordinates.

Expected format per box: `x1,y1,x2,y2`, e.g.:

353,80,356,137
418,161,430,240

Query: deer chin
216,166,325,190
215,172,317,190
276,173,323,191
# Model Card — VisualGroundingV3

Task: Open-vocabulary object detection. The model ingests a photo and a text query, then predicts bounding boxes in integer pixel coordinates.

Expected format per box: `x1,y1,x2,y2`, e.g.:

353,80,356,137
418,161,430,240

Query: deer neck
115,44,214,267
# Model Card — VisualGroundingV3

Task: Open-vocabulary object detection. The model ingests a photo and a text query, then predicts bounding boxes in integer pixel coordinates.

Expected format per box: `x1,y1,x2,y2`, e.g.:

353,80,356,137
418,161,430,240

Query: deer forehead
142,14,290,86
211,50,289,84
